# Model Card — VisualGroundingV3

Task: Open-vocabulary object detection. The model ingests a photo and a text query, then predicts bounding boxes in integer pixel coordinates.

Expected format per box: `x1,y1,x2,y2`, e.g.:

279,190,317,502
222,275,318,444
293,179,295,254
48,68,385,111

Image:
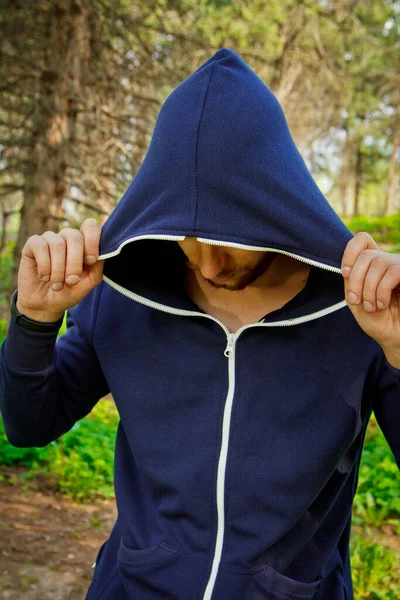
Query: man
1,48,399,600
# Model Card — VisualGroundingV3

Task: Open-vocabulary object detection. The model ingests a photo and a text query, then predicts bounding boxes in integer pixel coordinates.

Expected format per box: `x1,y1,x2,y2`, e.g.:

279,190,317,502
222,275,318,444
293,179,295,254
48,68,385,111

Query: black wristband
10,289,65,333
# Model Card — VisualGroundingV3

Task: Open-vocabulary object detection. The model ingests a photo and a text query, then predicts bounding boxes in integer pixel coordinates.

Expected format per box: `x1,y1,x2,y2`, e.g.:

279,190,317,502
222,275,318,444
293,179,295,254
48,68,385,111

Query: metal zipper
202,332,236,600
196,237,341,273
102,274,347,328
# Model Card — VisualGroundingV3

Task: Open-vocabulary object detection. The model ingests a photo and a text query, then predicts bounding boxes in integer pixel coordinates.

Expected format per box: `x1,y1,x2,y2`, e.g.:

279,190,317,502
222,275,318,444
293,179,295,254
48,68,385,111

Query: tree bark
338,122,353,218
8,0,90,302
385,58,400,215
353,142,363,218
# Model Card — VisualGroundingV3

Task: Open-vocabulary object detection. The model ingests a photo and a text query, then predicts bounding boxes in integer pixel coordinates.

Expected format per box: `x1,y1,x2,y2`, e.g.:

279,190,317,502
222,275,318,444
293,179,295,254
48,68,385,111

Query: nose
197,244,227,280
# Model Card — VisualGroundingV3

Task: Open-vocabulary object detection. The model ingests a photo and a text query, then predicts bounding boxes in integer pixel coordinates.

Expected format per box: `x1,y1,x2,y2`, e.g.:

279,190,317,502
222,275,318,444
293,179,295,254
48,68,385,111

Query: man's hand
17,218,104,322
341,232,400,367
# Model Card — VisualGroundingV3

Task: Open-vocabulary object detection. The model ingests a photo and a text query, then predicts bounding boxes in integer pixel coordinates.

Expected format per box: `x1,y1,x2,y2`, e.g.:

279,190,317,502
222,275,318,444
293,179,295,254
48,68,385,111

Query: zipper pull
224,333,235,358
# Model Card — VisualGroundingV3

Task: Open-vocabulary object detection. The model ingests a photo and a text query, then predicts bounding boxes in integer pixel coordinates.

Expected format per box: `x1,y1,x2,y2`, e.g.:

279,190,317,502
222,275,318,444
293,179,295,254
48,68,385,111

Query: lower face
200,252,278,290
177,239,278,291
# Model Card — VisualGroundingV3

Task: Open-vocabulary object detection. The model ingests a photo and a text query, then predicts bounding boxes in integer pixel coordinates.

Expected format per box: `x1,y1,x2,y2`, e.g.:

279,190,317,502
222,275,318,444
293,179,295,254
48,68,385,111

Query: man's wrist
15,299,64,324
10,289,65,333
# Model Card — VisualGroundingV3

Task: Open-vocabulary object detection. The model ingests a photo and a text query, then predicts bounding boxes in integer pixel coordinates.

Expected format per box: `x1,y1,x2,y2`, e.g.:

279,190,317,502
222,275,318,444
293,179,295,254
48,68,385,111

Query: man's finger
341,232,379,277
80,218,101,265
344,250,377,307
376,264,400,309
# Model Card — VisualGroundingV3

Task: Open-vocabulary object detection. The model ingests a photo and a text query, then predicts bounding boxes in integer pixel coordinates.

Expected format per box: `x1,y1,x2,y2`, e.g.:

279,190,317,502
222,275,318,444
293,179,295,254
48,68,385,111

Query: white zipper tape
99,234,342,274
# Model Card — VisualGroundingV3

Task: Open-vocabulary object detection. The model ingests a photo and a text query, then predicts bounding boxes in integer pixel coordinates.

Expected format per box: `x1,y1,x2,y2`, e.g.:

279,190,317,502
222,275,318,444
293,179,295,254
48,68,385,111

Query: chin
207,278,249,291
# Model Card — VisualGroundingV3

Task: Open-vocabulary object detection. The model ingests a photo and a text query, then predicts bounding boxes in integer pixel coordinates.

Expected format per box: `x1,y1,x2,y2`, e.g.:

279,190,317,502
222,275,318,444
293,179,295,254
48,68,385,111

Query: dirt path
0,467,117,600
1,466,399,598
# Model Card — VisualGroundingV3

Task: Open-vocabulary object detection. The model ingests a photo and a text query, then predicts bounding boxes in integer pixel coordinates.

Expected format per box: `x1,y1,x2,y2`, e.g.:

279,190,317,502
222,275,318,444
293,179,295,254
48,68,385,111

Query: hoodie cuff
3,317,59,372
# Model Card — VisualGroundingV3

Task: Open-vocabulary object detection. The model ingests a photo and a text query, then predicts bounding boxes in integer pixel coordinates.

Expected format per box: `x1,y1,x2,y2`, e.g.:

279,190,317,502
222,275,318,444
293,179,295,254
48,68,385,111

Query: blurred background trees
0,0,399,301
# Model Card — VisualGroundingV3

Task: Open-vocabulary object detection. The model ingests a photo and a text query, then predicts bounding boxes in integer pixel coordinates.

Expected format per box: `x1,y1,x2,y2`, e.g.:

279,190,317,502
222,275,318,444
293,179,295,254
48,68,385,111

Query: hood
98,47,353,324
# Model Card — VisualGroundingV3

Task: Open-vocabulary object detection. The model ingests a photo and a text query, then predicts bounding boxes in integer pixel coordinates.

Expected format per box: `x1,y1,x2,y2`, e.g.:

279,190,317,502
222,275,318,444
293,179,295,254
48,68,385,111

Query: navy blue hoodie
1,48,400,600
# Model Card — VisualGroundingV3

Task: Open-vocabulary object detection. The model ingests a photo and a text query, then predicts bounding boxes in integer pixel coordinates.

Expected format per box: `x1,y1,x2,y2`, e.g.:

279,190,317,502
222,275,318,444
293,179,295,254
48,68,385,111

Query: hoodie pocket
253,562,323,599
213,562,323,600
117,540,207,600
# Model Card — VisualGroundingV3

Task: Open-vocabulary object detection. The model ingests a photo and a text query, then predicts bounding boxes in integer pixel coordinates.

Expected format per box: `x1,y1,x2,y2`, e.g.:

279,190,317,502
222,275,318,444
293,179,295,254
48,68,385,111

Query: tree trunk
353,142,363,218
8,0,90,303
338,123,353,218
385,59,400,215
0,208,9,254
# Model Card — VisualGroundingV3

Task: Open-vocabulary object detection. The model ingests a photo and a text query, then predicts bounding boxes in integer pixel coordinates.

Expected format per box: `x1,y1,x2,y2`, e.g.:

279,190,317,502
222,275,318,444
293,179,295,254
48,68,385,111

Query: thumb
83,258,105,290
90,258,105,283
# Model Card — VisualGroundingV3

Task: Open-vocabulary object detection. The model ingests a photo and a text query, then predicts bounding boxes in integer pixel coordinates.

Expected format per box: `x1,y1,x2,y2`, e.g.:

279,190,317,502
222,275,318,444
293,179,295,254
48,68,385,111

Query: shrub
351,531,400,599
0,399,119,503
345,215,400,244
353,416,400,527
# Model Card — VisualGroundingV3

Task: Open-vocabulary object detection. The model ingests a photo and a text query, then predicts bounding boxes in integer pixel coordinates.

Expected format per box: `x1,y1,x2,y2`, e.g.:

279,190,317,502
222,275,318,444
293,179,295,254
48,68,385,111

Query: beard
186,251,279,291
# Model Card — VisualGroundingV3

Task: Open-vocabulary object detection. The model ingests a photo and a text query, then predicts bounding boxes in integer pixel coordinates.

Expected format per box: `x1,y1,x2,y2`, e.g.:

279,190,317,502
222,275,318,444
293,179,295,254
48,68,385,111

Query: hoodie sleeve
0,281,109,448
371,352,400,471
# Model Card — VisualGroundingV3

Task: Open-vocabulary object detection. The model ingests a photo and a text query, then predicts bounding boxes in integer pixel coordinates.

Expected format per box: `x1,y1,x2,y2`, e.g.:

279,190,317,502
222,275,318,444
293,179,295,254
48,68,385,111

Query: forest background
0,0,399,598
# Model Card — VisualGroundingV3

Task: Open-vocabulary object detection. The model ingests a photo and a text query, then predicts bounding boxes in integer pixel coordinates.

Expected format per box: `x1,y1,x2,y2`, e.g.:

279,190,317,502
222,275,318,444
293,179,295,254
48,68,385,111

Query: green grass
350,531,400,599
0,399,119,502
353,418,400,528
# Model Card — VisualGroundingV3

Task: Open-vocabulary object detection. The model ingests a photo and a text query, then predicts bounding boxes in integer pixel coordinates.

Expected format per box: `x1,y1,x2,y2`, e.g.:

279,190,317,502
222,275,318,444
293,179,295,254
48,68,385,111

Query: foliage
0,0,398,265
353,416,400,528
345,215,400,244
0,318,7,346
40,416,117,501
351,531,400,599
0,242,14,305
0,399,119,503
57,312,68,338
0,419,50,467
